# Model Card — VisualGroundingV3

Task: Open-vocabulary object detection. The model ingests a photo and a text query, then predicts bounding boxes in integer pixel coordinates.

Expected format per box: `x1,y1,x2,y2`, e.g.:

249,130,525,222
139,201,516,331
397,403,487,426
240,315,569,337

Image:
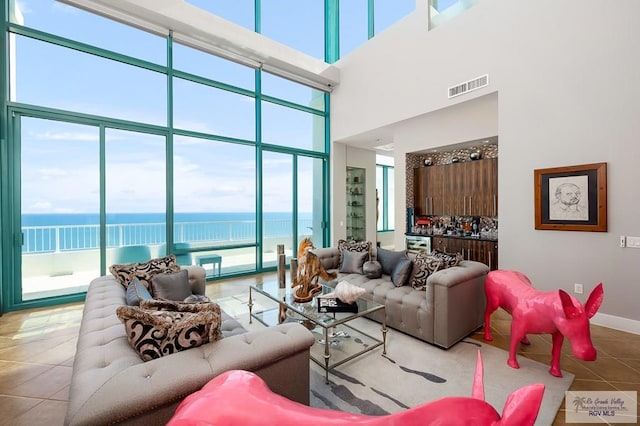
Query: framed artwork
534,162,607,232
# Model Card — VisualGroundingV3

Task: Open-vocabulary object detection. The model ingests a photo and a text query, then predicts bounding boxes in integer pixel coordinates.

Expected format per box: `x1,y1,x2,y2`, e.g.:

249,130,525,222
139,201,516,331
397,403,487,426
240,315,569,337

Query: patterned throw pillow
110,255,181,290
337,240,371,263
116,302,222,362
410,254,445,291
431,249,463,269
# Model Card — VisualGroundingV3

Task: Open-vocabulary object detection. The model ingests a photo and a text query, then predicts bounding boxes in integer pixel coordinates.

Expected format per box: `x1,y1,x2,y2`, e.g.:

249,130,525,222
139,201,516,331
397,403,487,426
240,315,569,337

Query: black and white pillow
117,302,222,362
110,254,181,290
431,249,463,269
410,254,445,291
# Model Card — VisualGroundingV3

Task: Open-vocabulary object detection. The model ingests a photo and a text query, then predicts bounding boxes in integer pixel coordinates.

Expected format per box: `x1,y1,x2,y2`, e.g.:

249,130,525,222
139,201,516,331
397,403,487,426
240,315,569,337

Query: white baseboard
591,312,640,335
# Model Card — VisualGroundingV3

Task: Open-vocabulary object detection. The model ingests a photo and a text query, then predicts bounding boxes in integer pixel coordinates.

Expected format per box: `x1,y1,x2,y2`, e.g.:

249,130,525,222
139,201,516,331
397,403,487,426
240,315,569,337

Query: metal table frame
249,282,387,383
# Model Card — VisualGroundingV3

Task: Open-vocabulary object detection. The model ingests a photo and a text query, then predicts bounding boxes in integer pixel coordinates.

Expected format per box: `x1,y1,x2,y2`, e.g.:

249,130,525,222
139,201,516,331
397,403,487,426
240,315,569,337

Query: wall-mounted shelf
346,166,365,242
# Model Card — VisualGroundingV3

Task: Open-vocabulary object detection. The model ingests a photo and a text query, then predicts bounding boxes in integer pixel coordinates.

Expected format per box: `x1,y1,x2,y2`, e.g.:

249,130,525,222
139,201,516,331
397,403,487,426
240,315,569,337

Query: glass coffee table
249,282,387,383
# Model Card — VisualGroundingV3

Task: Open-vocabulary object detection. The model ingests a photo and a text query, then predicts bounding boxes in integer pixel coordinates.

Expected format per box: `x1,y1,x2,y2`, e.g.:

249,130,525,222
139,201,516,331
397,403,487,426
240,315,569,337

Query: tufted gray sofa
65,265,315,426
312,247,489,349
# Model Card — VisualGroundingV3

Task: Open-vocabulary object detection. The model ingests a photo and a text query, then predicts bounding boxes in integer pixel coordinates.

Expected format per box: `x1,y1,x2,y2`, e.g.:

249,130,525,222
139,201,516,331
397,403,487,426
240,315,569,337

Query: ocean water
22,212,308,226
21,212,314,253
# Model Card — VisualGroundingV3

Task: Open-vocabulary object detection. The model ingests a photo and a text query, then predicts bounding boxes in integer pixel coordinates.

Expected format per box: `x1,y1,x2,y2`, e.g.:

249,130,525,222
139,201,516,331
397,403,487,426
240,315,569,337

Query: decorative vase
470,150,482,160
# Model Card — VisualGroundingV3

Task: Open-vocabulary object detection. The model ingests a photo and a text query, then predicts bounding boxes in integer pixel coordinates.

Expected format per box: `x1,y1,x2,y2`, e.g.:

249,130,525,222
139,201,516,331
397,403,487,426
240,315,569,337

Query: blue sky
12,0,461,214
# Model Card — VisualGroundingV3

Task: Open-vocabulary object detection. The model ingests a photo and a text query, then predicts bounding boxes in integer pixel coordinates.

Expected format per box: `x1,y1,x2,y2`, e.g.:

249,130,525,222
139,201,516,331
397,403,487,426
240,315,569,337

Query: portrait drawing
548,176,589,221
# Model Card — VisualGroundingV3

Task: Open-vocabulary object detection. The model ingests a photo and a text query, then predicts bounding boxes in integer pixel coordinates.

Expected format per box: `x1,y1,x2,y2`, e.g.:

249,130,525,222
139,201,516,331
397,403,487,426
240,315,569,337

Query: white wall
331,0,640,330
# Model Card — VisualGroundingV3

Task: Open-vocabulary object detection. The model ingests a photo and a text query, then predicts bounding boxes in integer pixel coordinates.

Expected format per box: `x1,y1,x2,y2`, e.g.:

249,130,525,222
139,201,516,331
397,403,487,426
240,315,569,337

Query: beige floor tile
8,399,67,426
0,395,43,425
9,365,73,399
0,361,53,393
0,271,637,426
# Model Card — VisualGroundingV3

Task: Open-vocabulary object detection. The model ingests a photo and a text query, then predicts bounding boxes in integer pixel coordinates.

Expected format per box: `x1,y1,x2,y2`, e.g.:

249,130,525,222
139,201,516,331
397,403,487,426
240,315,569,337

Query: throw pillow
140,298,219,315
362,260,383,279
339,250,368,274
376,247,409,276
125,277,153,306
337,240,371,262
390,255,413,287
432,249,463,269
150,269,192,301
184,294,211,303
116,303,222,362
110,254,181,289
410,254,445,291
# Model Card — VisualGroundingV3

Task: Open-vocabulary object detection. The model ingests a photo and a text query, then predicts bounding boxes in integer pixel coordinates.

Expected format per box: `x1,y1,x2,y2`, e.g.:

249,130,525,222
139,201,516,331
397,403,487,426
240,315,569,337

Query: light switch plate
626,236,640,249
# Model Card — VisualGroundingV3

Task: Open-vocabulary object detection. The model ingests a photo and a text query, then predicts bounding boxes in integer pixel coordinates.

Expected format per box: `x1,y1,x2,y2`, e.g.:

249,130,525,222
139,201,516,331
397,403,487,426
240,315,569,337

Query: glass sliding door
262,151,293,267
105,128,166,266
173,135,257,276
297,156,325,248
20,117,100,300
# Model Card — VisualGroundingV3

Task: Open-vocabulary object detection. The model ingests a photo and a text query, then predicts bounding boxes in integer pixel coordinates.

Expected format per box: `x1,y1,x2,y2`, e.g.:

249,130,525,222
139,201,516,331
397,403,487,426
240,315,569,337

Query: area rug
217,295,574,426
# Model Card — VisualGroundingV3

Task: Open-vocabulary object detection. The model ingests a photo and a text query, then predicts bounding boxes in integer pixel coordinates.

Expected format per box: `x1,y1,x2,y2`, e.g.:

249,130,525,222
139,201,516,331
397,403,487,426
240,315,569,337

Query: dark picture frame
534,162,607,232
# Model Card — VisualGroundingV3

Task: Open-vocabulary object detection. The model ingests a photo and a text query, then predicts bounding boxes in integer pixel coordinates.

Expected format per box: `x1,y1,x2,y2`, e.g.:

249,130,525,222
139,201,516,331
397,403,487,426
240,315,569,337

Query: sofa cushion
337,240,371,262
110,254,181,289
376,247,407,276
431,249,463,269
125,277,153,306
150,269,192,301
391,256,413,287
116,302,222,361
410,254,445,291
363,260,383,279
339,250,368,274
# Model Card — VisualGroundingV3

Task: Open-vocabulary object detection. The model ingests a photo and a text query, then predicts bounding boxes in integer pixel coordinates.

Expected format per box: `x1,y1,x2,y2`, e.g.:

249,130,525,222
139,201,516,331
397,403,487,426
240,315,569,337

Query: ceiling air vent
448,74,489,99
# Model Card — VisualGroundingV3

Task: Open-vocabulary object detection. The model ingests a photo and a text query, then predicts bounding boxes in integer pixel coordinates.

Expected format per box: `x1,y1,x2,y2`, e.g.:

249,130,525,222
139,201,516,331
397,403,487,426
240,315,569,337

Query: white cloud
30,130,98,142
39,168,68,178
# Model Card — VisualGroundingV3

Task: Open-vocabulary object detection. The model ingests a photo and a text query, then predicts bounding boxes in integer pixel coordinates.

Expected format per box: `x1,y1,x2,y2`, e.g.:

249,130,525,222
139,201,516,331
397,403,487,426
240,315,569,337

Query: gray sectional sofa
65,265,315,426
312,246,489,348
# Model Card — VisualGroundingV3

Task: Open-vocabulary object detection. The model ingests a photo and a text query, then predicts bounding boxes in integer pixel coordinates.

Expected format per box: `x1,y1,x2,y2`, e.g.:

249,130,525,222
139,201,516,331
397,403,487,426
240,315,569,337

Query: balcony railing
22,219,313,254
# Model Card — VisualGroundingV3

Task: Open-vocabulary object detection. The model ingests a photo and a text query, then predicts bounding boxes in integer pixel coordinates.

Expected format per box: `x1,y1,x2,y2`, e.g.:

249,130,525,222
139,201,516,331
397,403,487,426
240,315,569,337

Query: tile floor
0,273,638,425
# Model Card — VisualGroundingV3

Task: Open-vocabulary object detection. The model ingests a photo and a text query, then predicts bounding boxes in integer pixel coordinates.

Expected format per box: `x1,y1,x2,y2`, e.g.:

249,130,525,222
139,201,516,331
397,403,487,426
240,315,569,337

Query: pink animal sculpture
168,352,545,426
484,270,604,377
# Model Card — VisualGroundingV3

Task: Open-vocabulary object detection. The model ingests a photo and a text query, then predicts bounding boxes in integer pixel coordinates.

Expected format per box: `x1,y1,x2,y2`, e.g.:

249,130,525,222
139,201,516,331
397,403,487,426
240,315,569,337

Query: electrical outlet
574,283,583,294
620,236,626,248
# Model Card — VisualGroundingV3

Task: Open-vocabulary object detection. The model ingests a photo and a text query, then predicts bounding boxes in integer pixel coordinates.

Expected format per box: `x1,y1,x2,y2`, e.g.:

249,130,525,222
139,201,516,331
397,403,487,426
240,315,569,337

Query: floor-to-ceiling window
376,158,395,232
184,0,416,62
1,0,331,312
20,117,101,301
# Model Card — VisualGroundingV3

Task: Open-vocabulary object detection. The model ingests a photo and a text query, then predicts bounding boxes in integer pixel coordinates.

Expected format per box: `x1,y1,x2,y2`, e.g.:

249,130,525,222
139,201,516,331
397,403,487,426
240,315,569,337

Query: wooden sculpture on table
291,238,336,303
168,352,545,426
484,270,604,377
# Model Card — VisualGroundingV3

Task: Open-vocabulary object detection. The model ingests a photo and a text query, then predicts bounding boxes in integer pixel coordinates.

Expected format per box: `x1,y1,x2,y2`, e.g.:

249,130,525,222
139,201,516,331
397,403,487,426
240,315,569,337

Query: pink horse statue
168,351,545,426
484,270,604,377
